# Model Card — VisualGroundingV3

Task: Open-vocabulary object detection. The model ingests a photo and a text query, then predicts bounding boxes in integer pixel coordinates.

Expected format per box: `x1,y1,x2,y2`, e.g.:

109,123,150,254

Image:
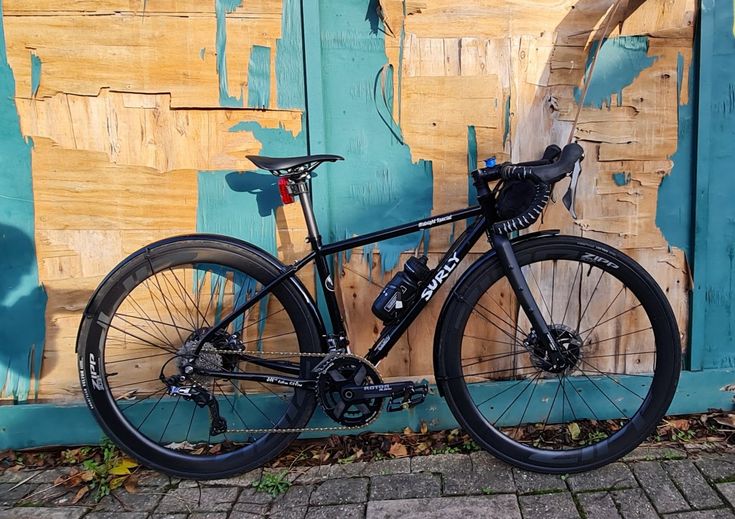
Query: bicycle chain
202,349,382,434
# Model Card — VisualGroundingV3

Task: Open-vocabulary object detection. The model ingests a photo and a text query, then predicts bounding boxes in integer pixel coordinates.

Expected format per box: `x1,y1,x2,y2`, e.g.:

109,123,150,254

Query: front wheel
436,235,681,473
77,236,323,479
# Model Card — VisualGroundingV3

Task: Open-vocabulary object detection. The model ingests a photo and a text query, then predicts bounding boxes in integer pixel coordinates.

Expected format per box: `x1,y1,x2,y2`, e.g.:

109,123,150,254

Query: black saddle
247,154,344,176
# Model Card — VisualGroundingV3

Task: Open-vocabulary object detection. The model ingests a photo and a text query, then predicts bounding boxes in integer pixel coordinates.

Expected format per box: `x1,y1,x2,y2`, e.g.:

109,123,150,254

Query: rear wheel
437,235,681,473
77,237,322,479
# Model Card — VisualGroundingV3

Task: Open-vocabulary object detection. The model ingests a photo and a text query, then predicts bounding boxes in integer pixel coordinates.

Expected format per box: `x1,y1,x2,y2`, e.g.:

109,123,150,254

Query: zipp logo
89,353,105,391
581,253,619,269
421,253,460,301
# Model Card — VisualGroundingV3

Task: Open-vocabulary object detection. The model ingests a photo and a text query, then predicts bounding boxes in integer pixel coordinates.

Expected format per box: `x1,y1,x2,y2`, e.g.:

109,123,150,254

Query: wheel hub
525,324,582,374
177,328,242,384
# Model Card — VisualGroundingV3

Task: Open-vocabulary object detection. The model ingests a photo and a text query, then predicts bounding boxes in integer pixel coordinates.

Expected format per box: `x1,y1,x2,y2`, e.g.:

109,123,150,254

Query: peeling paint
691,0,735,369
315,0,433,273
276,0,305,109
574,36,658,109
247,45,271,109
214,0,244,107
199,47,206,61
30,52,41,98
0,6,47,401
612,172,630,186
656,52,694,263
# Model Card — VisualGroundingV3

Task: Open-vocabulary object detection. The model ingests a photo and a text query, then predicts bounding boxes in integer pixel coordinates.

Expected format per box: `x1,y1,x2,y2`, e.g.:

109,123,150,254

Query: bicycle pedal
387,381,429,412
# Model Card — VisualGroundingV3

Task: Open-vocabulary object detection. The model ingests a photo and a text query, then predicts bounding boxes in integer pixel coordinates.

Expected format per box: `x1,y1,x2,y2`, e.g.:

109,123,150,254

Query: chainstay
204,349,382,434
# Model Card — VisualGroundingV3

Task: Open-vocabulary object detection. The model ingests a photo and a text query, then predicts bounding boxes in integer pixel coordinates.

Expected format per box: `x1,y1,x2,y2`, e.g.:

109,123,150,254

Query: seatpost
295,181,321,249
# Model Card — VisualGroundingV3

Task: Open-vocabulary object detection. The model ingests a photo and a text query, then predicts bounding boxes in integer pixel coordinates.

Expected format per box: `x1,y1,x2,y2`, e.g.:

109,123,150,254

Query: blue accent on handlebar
484,157,496,167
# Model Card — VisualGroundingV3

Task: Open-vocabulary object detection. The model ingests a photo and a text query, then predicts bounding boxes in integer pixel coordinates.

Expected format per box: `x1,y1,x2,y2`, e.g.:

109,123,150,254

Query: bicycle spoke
527,264,554,326
469,304,526,347
577,268,604,330
580,285,626,345
168,268,212,329
492,372,543,427
119,386,167,412
107,351,174,364
105,322,178,355
158,395,181,444
577,358,648,399
566,376,600,422
583,327,653,348
578,303,642,336
135,390,168,432
561,261,582,326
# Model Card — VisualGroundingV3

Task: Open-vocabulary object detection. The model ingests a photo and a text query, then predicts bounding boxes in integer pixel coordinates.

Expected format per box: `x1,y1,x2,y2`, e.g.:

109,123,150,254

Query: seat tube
296,186,348,341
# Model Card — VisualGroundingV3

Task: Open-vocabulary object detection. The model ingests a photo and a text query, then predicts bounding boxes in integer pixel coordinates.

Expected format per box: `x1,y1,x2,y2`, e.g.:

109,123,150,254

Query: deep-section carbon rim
77,237,321,479
438,236,681,473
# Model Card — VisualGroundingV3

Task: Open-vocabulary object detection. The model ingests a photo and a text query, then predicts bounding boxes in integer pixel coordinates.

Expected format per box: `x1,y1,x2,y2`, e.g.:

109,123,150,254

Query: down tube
365,216,488,365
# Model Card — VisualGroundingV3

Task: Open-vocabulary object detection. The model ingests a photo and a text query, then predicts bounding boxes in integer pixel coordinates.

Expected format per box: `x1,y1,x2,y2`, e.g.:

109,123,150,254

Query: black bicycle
77,143,680,478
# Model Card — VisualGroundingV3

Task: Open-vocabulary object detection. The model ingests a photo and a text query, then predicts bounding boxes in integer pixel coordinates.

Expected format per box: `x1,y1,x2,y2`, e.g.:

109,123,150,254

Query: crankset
316,355,384,427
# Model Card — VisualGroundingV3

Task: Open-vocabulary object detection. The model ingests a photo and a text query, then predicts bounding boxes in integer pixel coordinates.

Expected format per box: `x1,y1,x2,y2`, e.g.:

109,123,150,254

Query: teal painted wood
313,0,433,274
691,0,735,370
0,4,47,402
301,0,326,154
2,367,732,450
247,45,271,109
214,0,244,107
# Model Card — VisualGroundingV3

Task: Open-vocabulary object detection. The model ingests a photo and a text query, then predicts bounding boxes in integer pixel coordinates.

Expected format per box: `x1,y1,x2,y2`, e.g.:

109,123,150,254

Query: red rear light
278,177,294,204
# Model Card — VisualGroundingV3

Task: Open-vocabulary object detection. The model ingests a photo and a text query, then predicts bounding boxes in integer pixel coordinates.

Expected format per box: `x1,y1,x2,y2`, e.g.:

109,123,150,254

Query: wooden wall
0,0,695,403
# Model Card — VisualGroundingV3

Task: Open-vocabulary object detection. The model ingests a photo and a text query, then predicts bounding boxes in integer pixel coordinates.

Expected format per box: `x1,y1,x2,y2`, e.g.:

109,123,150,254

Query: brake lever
562,161,581,219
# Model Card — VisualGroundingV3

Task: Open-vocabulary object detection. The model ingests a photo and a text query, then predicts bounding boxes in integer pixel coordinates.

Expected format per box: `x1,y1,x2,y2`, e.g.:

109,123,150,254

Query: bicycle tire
436,235,681,473
77,235,322,479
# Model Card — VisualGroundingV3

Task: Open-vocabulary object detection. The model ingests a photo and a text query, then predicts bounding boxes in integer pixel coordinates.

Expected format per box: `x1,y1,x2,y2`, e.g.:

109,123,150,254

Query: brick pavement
3,447,735,518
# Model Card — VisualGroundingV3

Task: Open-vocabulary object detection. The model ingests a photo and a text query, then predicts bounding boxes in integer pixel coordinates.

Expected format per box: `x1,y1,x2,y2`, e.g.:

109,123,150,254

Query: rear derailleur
162,375,227,436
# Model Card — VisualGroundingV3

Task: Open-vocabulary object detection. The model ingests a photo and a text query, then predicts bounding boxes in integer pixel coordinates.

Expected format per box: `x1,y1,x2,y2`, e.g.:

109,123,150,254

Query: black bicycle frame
196,172,562,385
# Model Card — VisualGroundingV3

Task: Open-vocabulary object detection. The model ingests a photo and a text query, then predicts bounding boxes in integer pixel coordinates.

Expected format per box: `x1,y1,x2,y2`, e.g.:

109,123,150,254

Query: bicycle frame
197,173,562,385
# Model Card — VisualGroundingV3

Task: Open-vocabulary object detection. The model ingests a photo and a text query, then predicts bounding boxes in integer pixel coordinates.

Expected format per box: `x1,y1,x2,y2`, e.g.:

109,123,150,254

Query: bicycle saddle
247,154,344,176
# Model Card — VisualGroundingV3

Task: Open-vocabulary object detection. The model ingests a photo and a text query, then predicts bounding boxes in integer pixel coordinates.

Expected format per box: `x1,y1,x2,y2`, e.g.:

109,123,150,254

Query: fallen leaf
667,419,690,431
419,422,429,434
124,474,139,494
714,415,735,428
568,422,581,441
208,444,222,455
403,427,413,435
415,442,430,453
71,485,89,504
80,470,96,482
110,476,127,490
388,442,408,458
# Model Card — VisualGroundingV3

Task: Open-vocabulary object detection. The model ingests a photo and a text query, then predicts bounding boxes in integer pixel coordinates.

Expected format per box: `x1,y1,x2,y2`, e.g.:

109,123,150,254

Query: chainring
316,354,383,427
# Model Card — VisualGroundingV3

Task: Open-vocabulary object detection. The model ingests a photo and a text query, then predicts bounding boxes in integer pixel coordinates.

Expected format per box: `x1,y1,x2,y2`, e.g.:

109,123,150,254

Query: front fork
490,233,565,368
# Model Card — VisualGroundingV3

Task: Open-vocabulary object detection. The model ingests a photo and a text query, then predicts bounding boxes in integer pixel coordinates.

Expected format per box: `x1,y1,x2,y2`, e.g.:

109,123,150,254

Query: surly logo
581,253,619,269
421,253,460,301
88,353,105,391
